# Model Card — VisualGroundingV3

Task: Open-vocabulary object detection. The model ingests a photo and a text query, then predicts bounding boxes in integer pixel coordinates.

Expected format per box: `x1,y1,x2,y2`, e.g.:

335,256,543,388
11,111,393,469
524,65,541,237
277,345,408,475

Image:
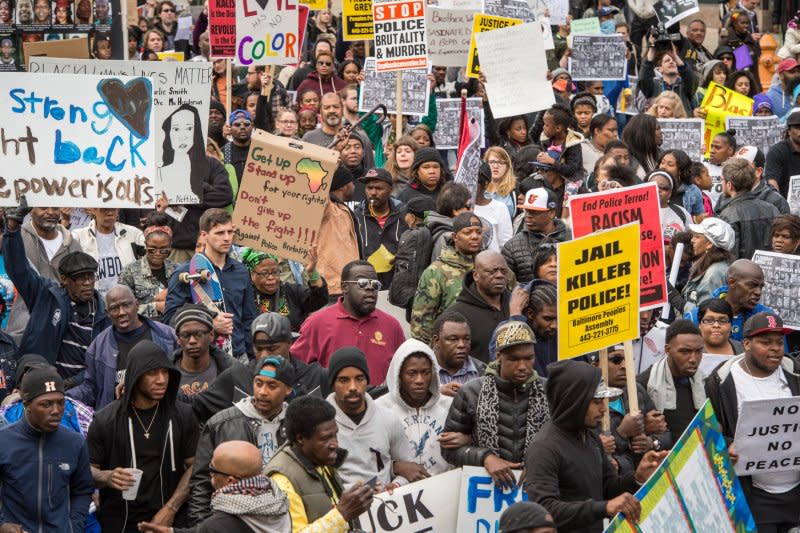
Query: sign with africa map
232,130,339,262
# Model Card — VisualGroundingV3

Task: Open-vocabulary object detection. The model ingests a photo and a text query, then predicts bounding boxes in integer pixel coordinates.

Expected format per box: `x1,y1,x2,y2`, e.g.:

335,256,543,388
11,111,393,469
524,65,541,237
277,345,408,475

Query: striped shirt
438,357,481,387
58,300,95,379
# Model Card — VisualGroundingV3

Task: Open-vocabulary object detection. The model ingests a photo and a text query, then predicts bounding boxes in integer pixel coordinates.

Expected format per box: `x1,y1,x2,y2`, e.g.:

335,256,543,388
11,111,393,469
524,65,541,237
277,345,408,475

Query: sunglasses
209,464,238,478
609,356,625,365
317,61,333,66
342,278,382,290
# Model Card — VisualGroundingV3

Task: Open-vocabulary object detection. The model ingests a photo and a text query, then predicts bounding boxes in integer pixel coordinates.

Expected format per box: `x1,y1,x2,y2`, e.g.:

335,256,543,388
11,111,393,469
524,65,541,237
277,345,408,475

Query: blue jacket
685,284,774,342
0,417,94,533
67,317,178,410
3,229,110,374
163,256,256,357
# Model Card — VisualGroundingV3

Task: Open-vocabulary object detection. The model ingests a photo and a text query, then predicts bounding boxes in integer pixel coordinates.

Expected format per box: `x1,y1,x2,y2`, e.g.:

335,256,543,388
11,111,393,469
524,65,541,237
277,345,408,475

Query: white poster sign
733,396,800,476
373,0,428,71
426,7,475,67
457,466,527,531
790,175,800,216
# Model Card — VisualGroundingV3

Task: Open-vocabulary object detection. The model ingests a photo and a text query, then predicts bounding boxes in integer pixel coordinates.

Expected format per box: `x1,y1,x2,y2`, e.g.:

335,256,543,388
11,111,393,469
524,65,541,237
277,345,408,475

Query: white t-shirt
39,232,63,262
95,232,122,297
731,361,800,493
475,200,513,252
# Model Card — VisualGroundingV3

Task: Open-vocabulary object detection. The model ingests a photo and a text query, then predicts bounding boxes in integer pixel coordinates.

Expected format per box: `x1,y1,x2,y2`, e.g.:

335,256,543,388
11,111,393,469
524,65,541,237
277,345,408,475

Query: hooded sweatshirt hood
383,339,442,408
123,340,181,412
546,360,601,433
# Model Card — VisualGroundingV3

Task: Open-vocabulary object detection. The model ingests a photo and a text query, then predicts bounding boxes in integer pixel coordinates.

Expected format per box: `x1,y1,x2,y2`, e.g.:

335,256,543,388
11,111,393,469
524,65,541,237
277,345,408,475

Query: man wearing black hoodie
87,341,199,533
525,360,666,532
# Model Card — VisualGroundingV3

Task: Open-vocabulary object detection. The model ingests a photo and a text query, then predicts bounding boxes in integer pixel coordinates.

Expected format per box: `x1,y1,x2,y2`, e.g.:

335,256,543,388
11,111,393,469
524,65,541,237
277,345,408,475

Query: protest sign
483,0,534,21
654,0,699,28
373,0,427,71
426,7,475,67
570,16,600,34
606,401,756,533
751,251,800,330
300,0,326,9
438,0,483,8
157,51,185,61
475,22,555,118
236,0,300,65
466,13,522,78
558,224,640,359
343,0,374,40
658,119,704,162
539,17,555,50
0,72,156,208
700,82,753,158
789,176,800,216
570,182,667,309
232,130,339,263
704,161,723,207
456,466,526,531
22,37,90,66
208,0,236,58
29,57,212,205
546,0,569,24
358,57,430,116
733,397,800,476
434,97,485,149
357,469,461,532
569,34,627,81
454,114,482,199
725,116,782,157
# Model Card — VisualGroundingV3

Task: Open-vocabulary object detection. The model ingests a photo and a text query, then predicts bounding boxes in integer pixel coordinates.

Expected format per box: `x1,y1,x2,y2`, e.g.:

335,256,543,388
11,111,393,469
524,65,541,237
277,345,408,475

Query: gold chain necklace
132,403,159,439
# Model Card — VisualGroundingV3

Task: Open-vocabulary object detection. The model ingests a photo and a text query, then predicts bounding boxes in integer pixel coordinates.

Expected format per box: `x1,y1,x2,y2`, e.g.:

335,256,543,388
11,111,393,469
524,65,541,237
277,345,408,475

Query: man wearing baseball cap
764,106,800,198
502,187,570,283
0,367,94,533
525,360,666,531
766,58,800,118
706,311,800,532
354,168,409,287
499,501,557,533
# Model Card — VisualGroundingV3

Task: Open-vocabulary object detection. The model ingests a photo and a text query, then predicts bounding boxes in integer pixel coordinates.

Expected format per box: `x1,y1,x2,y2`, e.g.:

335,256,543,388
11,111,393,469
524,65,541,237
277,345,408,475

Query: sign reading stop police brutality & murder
558,224,640,359
0,73,156,208
569,182,667,309
733,397,800,477
373,0,427,71
236,0,300,65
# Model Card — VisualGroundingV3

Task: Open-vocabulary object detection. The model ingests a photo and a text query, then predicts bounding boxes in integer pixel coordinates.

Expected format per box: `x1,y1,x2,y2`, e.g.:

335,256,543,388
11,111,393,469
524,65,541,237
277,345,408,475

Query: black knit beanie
327,346,370,390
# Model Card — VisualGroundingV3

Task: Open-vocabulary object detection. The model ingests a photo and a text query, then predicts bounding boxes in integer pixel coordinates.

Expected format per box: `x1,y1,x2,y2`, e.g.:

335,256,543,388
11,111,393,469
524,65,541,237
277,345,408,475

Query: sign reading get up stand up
373,0,427,71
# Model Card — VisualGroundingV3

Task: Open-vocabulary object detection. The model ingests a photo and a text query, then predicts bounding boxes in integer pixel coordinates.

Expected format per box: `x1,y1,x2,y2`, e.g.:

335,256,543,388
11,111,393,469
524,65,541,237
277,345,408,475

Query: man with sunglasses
295,50,347,100
223,109,254,185
292,260,404,384
3,210,110,387
68,285,177,410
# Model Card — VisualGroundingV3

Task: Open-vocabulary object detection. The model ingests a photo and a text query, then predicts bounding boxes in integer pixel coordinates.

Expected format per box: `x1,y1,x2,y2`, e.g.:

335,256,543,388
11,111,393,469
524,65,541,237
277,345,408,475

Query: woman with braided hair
240,247,328,331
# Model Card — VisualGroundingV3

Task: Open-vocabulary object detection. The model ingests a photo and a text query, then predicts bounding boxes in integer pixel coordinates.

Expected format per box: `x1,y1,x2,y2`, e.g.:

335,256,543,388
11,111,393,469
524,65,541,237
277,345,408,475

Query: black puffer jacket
716,191,779,260
442,361,548,466
354,198,409,287
502,218,570,283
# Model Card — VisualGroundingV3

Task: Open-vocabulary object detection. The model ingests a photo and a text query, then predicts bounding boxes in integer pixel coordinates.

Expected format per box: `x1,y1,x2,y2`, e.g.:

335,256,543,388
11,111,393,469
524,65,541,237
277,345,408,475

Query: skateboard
179,253,233,357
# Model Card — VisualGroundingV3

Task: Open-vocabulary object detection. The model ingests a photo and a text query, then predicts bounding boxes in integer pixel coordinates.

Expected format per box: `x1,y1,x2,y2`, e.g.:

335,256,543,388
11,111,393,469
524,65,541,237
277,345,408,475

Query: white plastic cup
122,468,143,500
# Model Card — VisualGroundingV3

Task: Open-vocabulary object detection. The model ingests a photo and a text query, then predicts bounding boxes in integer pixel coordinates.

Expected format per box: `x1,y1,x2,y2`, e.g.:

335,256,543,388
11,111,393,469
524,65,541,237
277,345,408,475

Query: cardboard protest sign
22,37,90,66
483,0,534,21
29,57,212,205
0,72,156,208
475,22,554,118
466,13,521,78
456,466,526,531
232,130,339,262
426,7,475,67
434,97,484,149
569,34,627,81
208,0,237,58
789,176,800,216
236,0,300,65
700,82,753,158
606,402,756,533
557,224,640,359
725,116,783,157
358,57,430,116
734,397,800,476
658,118,704,162
343,0,374,40
654,0,699,28
373,0,427,71
751,251,800,330
570,182,667,309
356,469,461,532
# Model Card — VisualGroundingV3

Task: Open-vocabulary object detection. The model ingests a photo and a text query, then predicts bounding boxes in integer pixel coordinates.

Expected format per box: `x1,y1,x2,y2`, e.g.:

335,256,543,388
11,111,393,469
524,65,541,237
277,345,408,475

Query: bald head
213,441,263,479
474,250,509,297
727,259,763,282
726,259,765,313
105,284,135,305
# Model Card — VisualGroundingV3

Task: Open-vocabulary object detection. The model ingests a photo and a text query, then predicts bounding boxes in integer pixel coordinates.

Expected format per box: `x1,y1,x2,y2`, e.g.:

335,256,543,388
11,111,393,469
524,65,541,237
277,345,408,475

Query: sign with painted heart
0,72,156,208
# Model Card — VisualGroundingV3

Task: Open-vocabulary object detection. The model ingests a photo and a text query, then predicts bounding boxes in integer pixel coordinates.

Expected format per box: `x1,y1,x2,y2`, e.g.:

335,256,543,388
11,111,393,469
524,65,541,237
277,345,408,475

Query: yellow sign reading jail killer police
557,223,640,359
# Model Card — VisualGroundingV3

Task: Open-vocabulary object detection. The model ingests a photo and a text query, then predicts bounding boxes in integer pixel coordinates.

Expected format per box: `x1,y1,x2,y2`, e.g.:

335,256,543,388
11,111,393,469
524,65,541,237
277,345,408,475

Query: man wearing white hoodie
326,346,422,489
376,339,464,476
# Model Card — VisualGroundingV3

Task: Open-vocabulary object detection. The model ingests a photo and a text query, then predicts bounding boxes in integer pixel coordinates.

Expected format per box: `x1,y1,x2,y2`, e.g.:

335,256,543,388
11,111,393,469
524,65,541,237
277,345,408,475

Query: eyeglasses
177,329,211,340
701,317,731,325
69,272,97,284
487,160,507,166
317,61,332,66
342,278,382,290
146,247,172,256
253,269,281,279
209,463,238,479
278,119,298,124
107,300,135,313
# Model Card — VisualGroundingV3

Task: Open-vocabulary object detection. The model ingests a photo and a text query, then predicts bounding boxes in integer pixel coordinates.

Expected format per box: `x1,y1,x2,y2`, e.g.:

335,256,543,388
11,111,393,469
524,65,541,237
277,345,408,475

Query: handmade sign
208,0,237,58
466,13,521,78
558,223,640,359
570,34,627,81
236,0,300,65
343,0,375,40
751,250,800,330
570,16,600,34
426,7,475,67
482,0,534,21
725,116,782,157
654,0,699,28
434,97,485,149
29,57,212,205
700,82,753,158
373,0,427,71
358,57,430,116
0,72,156,207
789,176,800,216
232,130,339,262
658,119,704,162
734,397,800,476
22,37,90,67
456,467,526,531
454,113,482,198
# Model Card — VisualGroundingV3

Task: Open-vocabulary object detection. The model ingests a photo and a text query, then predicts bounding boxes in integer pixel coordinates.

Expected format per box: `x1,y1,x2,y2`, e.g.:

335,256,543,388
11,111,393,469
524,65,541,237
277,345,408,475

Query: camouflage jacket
410,246,474,344
118,257,178,318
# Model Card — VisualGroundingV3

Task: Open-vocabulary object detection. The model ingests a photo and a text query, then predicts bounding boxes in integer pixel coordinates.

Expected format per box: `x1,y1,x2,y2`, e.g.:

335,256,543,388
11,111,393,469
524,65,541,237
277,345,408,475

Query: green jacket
410,246,474,344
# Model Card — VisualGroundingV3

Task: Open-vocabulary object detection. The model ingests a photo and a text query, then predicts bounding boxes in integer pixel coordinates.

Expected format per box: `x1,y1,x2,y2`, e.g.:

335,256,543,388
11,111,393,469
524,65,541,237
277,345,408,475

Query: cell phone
365,476,378,489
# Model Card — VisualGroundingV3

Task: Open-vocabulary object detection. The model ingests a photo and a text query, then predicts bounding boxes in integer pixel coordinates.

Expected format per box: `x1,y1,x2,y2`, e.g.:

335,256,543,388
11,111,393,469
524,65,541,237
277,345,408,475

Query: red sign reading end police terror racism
372,0,427,72
569,182,667,310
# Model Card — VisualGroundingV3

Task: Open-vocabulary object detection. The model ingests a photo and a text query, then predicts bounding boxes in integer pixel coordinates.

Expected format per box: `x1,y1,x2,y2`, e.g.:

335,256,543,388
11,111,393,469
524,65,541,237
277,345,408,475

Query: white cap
687,217,736,253
734,145,758,163
517,187,557,211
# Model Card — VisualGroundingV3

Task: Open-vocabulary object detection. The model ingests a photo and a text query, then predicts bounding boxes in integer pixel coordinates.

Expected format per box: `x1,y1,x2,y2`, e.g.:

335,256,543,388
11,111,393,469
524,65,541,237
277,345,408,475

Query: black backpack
389,226,434,309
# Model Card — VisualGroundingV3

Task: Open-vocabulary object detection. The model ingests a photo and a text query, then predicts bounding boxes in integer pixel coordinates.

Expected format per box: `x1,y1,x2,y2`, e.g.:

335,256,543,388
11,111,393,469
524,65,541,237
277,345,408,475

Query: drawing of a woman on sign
159,104,205,204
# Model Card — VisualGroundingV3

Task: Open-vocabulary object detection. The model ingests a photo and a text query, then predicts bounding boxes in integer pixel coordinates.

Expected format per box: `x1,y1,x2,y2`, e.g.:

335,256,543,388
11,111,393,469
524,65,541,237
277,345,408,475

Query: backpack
389,226,434,309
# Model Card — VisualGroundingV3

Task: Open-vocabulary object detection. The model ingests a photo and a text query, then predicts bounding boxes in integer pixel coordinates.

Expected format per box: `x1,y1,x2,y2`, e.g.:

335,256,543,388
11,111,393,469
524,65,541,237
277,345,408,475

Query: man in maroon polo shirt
291,260,405,384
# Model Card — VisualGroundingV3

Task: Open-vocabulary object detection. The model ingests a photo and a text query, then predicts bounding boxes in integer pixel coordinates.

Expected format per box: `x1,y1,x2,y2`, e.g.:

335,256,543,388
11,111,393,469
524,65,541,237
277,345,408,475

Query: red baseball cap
777,58,800,74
